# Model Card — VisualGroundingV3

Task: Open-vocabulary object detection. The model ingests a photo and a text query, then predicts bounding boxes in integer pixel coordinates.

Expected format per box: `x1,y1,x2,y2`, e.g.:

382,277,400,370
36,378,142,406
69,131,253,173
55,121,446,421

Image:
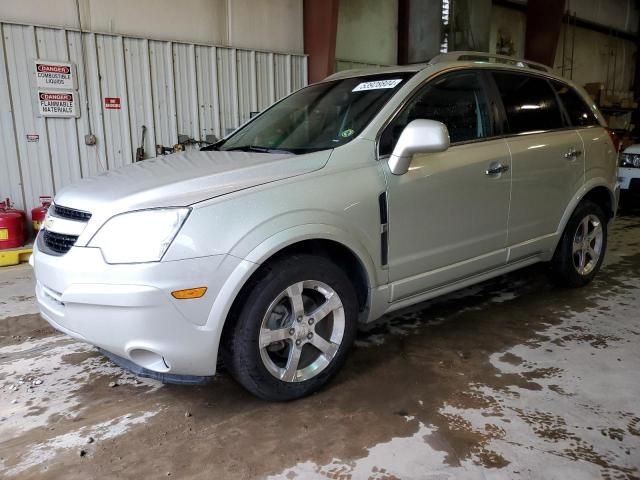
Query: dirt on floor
1,215,639,479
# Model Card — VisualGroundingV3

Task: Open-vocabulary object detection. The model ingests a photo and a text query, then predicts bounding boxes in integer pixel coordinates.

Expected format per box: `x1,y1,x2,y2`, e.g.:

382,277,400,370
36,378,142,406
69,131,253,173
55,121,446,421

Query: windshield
218,73,415,154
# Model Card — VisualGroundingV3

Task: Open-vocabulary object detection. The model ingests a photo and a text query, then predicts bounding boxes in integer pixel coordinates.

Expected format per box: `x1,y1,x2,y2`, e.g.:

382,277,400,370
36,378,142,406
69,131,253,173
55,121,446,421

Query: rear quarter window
493,72,565,134
551,81,599,127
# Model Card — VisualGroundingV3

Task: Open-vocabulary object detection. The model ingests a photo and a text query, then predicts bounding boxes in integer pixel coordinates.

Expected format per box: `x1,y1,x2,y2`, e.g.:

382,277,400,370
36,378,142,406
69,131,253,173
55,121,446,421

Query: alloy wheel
572,214,604,276
258,280,345,383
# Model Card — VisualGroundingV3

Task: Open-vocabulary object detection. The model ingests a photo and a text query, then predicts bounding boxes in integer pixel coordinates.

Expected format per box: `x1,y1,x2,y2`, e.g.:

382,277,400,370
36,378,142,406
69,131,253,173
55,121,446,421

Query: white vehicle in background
619,144,640,205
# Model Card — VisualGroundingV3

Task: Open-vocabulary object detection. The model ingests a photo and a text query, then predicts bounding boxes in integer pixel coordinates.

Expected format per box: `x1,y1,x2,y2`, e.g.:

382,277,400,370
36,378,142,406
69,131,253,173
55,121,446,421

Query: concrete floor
1,214,639,480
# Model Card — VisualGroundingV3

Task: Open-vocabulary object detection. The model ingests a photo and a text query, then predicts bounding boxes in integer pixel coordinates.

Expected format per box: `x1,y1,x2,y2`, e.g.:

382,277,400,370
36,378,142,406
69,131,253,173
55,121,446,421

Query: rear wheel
222,254,358,401
551,200,607,287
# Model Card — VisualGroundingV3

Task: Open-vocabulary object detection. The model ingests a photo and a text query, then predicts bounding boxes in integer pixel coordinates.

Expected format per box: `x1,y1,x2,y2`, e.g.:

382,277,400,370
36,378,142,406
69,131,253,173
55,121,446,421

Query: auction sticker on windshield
352,79,402,92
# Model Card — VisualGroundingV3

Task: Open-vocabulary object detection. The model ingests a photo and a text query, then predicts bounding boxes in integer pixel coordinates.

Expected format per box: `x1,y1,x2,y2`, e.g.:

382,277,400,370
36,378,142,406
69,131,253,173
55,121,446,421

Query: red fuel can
0,200,25,250
4,198,26,238
4,198,27,220
32,196,52,234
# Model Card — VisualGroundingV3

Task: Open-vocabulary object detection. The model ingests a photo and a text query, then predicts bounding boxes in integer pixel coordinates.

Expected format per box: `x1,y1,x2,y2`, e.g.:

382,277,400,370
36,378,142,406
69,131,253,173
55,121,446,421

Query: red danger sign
104,97,121,110
37,64,71,74
39,92,73,102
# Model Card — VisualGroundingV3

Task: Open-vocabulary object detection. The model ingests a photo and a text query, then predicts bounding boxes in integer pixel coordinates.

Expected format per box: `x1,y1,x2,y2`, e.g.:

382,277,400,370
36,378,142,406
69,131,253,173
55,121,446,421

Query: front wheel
222,254,358,401
551,200,608,287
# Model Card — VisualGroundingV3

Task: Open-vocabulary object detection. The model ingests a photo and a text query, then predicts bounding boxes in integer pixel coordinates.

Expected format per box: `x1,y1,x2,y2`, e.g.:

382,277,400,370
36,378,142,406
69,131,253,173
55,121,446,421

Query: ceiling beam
494,0,639,43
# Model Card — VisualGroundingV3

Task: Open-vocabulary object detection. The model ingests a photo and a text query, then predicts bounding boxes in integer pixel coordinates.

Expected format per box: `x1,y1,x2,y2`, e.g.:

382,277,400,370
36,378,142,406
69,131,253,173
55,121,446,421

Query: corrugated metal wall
0,22,308,216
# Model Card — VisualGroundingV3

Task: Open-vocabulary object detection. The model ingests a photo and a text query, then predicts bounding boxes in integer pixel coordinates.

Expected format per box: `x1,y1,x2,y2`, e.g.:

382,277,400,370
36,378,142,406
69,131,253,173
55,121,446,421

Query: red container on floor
32,196,52,235
0,198,27,226
0,199,25,250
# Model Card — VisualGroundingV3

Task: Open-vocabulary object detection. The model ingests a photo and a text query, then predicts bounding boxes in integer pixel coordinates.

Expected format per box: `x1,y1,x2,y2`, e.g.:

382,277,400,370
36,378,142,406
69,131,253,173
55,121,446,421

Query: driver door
380,71,512,302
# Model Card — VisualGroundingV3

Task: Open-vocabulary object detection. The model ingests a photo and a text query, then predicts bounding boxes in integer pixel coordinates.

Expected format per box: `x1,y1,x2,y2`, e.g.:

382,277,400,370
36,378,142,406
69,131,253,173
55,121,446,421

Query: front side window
379,71,493,156
551,81,599,127
493,72,565,134
218,73,414,155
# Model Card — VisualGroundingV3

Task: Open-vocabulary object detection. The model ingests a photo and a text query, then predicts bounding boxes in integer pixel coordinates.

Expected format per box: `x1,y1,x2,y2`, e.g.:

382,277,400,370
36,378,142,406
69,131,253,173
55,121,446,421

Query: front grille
42,230,79,255
54,204,92,221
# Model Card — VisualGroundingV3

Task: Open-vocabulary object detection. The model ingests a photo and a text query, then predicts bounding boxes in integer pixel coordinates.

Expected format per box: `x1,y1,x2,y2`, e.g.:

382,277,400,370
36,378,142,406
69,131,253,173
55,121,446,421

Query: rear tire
550,200,608,287
222,254,358,401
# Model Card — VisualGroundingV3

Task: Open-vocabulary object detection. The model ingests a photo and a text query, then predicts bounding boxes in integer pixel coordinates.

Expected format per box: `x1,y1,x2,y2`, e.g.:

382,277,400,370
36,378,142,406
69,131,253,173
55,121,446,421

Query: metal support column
303,0,340,83
524,0,566,67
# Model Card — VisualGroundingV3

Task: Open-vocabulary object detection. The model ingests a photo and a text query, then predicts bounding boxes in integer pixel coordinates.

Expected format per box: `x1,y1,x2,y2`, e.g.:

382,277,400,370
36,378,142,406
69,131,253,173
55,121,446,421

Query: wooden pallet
0,246,33,267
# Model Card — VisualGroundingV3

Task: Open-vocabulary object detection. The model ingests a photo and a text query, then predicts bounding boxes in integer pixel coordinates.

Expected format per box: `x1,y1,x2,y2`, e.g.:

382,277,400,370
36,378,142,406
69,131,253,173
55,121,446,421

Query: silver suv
33,52,619,400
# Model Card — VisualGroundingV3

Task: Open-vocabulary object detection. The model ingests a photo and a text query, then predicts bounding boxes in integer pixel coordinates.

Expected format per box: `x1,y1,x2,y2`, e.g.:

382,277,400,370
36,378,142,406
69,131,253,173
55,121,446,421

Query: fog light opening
129,348,171,373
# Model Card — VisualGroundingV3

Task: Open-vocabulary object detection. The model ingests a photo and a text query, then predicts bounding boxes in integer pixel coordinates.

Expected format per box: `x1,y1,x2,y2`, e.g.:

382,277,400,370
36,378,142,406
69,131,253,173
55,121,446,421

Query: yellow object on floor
0,246,33,267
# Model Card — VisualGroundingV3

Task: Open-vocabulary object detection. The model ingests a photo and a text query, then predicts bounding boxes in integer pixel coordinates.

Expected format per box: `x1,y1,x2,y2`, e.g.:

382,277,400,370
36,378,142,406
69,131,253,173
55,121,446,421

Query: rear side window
379,71,493,155
551,81,599,127
493,72,564,134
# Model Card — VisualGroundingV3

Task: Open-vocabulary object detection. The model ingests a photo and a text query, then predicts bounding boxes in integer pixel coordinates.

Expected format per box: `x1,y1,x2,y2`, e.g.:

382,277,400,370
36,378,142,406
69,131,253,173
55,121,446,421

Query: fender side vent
379,192,389,266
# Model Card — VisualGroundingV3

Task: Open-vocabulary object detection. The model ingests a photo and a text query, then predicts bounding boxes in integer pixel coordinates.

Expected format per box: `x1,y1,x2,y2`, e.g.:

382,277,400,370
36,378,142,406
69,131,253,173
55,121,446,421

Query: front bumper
33,241,242,376
619,167,640,191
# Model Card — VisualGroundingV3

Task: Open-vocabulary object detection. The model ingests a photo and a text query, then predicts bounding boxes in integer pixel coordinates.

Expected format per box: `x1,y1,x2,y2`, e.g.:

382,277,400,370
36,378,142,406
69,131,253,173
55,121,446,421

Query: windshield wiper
224,145,294,155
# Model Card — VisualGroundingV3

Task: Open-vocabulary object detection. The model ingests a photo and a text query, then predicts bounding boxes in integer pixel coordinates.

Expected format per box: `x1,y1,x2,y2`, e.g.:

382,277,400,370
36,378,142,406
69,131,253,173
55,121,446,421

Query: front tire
551,200,608,287
222,254,358,401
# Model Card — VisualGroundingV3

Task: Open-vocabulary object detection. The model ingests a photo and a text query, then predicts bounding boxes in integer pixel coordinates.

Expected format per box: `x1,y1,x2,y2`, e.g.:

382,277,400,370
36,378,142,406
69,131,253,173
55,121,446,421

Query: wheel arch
565,183,616,229
551,181,616,258
581,185,615,220
205,226,379,371
243,238,372,314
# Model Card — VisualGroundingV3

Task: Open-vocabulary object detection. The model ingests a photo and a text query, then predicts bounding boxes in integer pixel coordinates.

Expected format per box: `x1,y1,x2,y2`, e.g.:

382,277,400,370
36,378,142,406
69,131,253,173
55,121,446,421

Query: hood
623,144,640,154
54,149,331,215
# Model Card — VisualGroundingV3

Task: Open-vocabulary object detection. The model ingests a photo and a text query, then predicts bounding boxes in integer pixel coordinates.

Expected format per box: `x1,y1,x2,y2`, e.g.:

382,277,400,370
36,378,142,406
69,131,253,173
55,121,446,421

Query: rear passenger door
491,72,585,262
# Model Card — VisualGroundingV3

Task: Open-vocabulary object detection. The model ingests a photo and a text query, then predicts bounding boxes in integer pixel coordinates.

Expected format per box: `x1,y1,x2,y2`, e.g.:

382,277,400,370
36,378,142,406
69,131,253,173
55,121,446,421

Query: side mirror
388,119,450,175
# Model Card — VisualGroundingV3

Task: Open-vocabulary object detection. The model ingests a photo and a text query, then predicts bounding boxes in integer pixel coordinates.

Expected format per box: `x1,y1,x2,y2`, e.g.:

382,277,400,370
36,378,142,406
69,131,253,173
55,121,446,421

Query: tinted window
493,72,564,134
380,72,492,155
551,81,599,127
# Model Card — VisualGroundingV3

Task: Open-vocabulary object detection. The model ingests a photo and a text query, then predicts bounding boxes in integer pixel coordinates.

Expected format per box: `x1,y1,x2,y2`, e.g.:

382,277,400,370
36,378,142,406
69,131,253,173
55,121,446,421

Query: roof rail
429,51,553,73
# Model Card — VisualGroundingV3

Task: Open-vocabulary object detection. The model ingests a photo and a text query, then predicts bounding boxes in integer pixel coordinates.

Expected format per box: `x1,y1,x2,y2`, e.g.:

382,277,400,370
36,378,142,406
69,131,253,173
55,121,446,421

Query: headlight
619,153,640,168
620,154,632,167
89,208,190,264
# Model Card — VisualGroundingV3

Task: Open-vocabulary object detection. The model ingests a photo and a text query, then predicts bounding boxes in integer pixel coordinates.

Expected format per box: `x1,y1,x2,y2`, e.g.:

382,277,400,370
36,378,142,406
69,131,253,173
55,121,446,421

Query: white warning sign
37,91,79,118
34,60,76,89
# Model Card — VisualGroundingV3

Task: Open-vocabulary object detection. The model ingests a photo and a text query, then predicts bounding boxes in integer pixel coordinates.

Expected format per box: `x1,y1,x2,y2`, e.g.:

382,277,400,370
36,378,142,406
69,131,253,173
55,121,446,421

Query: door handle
485,163,509,176
564,147,583,159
